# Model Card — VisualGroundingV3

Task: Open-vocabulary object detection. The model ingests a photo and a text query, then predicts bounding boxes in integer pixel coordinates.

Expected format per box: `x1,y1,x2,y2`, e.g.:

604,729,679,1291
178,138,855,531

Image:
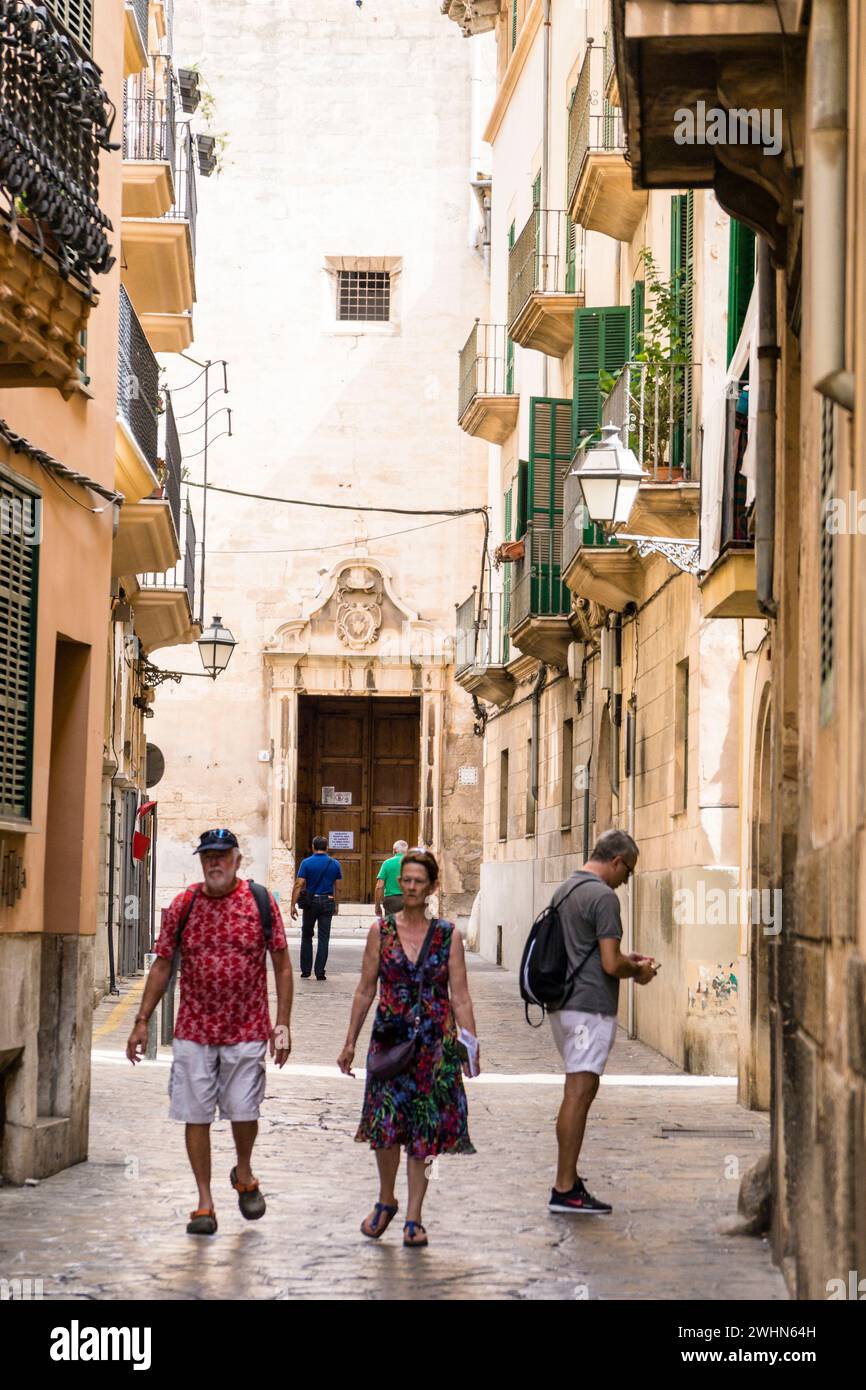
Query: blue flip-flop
361,1202,398,1238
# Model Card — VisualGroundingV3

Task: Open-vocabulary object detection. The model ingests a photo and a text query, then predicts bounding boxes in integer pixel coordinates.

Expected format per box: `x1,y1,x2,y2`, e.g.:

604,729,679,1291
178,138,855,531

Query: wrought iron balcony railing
455,589,507,675
507,210,585,328
719,380,751,551
161,392,182,537
567,44,626,212
601,360,695,478
0,1,116,291
140,503,196,616
458,323,513,421
510,523,572,630
562,467,620,576
165,122,197,264
123,80,177,169
117,285,159,466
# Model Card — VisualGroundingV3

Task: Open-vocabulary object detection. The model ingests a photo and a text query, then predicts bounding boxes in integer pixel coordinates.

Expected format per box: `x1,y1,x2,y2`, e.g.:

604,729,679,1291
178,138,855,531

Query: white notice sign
322,787,352,806
328,830,354,850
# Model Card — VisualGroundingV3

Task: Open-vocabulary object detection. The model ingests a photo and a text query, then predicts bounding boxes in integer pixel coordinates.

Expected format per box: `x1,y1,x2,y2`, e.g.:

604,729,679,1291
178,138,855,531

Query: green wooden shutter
532,171,541,208
503,485,513,659
573,306,630,447
511,0,518,50
506,220,516,392
727,218,756,364
670,192,694,467
565,218,577,293
0,475,40,821
629,280,645,359
516,460,529,539
528,399,572,616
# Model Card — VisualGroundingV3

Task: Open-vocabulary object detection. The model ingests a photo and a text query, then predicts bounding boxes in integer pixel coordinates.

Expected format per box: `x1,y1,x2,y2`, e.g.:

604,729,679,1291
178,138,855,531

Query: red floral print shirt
155,879,287,1045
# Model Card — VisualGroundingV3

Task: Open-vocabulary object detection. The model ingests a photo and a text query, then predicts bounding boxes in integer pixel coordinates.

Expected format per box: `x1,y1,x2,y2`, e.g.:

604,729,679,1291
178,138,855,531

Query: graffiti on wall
687,960,739,1017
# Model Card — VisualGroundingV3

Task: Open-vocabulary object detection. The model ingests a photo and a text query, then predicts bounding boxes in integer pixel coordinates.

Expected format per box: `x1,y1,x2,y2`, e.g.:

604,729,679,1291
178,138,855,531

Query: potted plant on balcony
494,538,525,565
178,68,201,114
12,194,59,257
600,249,689,479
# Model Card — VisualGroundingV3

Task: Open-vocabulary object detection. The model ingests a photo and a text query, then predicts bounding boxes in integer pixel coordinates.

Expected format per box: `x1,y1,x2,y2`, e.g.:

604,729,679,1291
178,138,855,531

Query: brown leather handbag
366,921,437,1082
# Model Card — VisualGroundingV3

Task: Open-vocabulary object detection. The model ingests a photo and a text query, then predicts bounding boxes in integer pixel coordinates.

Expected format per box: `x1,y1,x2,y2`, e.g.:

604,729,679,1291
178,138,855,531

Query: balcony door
296,696,419,903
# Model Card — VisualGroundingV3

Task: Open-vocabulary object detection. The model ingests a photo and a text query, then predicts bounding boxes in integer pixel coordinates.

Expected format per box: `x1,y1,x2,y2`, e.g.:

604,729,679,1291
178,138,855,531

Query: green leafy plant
188,65,230,173
601,248,691,468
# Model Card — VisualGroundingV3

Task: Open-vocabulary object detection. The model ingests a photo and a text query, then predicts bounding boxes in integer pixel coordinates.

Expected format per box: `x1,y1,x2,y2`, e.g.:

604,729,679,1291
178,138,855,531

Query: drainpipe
755,237,778,616
811,0,853,411
541,0,551,397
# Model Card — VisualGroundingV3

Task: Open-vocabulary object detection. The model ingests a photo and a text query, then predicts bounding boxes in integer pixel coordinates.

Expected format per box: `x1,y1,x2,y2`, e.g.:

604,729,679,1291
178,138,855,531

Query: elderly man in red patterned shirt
126,829,293,1235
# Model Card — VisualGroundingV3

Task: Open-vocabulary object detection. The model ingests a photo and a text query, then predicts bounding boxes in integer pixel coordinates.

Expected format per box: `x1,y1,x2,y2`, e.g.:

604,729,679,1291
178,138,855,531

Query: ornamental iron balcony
601,360,696,481
166,122,197,266
117,285,160,467
457,322,519,444
507,210,585,356
123,80,177,168
141,501,196,616
0,1,116,289
455,587,514,703
567,42,644,240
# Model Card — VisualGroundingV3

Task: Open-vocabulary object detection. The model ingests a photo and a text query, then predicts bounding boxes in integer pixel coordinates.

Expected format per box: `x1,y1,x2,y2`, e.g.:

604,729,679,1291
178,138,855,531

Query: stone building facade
446,0,746,1075
146,0,492,918
614,0,866,1300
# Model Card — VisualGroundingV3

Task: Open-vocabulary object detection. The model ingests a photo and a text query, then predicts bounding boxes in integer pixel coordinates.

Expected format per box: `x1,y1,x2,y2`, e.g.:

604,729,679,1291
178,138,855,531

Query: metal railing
140,504,196,616
458,323,512,421
117,285,159,466
507,210,585,327
720,381,751,550
601,360,695,478
161,393,182,536
603,23,615,93
562,468,619,576
123,79,177,169
455,589,507,674
567,44,626,211
165,122,197,264
0,3,115,290
127,0,149,51
510,523,571,630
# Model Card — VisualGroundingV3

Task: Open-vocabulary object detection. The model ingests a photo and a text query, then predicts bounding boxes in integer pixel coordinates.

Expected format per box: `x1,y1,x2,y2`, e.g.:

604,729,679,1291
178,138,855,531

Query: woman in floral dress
337,850,479,1247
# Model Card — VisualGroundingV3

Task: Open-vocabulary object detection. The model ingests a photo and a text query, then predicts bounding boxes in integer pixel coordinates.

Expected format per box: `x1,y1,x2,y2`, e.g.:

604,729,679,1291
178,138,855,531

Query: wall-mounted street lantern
571,425,700,575
196,615,237,678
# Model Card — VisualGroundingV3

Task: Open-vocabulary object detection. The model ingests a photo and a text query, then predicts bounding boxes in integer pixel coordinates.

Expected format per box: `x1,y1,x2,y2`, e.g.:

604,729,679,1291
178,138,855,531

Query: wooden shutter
671,192,695,467
0,475,39,821
506,220,516,392
502,484,513,660
45,0,92,52
529,399,572,615
629,280,645,359
727,218,756,364
516,460,529,539
573,306,630,446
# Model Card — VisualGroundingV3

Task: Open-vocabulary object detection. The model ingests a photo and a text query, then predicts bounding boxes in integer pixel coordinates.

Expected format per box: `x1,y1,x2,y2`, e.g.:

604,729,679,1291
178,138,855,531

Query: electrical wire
208,514,469,555
182,477,487,518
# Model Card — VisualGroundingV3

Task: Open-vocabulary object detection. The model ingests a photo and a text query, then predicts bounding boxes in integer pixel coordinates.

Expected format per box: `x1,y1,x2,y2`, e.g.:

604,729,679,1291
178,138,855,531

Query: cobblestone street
0,940,787,1302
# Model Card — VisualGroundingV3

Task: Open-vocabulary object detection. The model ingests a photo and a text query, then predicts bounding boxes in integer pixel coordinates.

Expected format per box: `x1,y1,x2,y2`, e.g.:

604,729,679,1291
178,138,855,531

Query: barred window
45,1,93,53
0,474,40,822
337,271,391,322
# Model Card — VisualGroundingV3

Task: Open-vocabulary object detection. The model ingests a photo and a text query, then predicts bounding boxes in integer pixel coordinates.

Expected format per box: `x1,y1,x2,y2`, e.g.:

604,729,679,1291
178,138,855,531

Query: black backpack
171,879,273,976
519,873,600,1026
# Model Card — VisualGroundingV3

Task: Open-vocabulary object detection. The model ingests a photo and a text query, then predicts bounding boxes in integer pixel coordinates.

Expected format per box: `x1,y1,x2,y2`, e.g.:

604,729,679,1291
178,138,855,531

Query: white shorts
549,1009,618,1076
168,1039,267,1123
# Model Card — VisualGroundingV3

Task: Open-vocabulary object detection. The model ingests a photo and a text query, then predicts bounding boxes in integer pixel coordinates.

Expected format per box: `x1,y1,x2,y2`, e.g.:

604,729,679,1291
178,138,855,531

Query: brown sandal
186,1207,217,1235
361,1202,399,1238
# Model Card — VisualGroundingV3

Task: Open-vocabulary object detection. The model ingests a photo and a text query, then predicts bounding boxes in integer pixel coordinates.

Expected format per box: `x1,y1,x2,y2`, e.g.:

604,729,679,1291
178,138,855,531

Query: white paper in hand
457,1026,480,1077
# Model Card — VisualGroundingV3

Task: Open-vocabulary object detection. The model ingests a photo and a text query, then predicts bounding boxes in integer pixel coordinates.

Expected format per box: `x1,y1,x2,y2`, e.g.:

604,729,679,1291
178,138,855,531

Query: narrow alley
0,936,785,1302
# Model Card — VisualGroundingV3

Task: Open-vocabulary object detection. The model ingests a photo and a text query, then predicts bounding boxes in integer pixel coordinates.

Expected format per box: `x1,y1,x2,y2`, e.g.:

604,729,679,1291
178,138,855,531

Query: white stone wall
146,1,492,913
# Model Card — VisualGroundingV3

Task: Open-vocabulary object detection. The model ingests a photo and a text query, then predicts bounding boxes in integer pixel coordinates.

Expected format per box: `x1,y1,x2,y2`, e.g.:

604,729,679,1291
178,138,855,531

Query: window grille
0,475,39,821
337,271,391,322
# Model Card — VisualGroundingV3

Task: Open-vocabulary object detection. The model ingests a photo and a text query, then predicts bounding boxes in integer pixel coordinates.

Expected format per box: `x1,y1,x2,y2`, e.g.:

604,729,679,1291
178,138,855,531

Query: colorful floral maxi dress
355,916,475,1159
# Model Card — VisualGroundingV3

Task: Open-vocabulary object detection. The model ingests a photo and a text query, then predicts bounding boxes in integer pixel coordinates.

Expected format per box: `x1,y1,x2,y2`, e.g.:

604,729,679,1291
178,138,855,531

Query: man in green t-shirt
374,839,409,917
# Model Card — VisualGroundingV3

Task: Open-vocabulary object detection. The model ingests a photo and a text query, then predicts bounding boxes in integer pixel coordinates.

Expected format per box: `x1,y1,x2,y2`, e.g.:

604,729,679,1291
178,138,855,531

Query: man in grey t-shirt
547,829,658,1216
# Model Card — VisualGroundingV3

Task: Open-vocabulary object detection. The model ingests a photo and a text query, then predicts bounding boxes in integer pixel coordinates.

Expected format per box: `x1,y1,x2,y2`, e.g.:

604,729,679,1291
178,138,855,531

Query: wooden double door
296,696,420,903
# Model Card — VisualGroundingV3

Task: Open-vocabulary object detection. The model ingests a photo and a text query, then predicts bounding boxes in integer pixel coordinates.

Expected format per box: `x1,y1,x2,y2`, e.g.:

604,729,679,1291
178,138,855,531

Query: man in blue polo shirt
290,836,342,980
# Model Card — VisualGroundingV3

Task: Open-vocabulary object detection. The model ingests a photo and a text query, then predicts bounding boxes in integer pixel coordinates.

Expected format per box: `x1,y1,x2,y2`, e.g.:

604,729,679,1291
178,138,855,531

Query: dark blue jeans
300,897,334,978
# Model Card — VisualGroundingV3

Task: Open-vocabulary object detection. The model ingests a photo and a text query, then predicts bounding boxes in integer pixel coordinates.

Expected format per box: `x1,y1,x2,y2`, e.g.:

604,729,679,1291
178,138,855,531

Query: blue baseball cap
193,828,239,854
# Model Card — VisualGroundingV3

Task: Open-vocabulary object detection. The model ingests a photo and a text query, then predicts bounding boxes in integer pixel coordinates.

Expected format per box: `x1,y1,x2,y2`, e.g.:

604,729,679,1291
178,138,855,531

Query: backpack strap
248,879,274,947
